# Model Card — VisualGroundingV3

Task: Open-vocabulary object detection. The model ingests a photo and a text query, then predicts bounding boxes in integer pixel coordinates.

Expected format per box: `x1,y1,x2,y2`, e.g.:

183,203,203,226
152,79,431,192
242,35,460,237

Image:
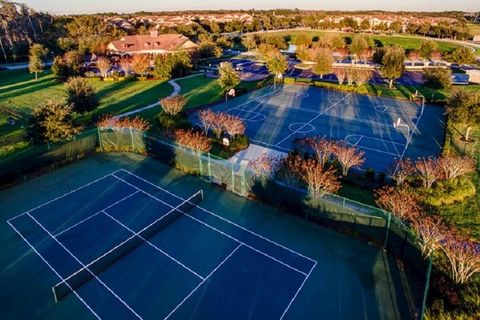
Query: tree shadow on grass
94,78,138,102
0,78,60,101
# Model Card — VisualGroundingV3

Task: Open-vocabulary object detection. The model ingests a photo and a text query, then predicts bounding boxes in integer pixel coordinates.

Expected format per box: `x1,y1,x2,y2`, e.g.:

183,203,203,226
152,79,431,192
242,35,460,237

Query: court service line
280,261,318,320
163,244,243,320
26,213,143,320
54,190,141,237
112,175,310,276
7,170,122,223
275,93,352,146
7,221,101,320
116,169,317,263
102,211,205,280
394,104,425,174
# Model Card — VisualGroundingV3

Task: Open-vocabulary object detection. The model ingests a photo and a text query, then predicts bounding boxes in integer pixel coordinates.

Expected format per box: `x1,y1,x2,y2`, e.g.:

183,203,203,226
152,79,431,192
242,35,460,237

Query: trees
132,54,151,78
423,67,452,100
119,57,133,76
28,44,47,79
449,46,476,65
332,142,365,176
334,68,347,85
266,52,288,89
414,157,441,190
446,89,480,141
222,114,246,138
410,215,445,258
52,56,69,82
65,77,98,114
218,62,240,93
441,233,480,284
312,48,333,79
258,43,277,59
293,33,312,47
198,110,245,139
419,40,438,60
375,186,421,222
350,35,370,61
295,44,313,65
391,158,414,187
96,57,111,78
437,156,476,181
160,95,187,116
174,129,211,153
97,115,150,132
285,155,341,197
349,68,373,86
381,46,405,88
52,51,82,82
298,137,335,167
31,100,79,143
243,35,258,50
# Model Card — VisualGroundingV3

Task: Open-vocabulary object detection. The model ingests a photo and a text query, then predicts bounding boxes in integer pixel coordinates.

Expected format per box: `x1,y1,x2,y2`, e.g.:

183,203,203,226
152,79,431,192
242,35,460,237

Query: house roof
108,33,197,54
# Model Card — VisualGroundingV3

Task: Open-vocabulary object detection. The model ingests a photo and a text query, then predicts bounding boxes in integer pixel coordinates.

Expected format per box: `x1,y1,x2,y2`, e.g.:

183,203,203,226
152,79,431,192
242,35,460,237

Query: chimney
150,30,159,37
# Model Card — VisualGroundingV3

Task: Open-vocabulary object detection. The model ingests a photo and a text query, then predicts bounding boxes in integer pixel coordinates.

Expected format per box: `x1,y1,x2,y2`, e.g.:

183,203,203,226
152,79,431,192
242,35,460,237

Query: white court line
7,170,121,223
101,211,204,280
112,174,310,276
54,190,141,237
394,103,425,174
116,169,316,263
280,261,318,320
250,139,291,152
163,244,243,320
53,192,202,290
7,220,101,320
26,213,143,320
275,93,352,146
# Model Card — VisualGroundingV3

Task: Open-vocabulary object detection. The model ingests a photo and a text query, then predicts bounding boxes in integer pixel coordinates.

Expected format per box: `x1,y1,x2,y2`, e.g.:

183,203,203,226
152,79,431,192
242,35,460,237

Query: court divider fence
0,127,430,319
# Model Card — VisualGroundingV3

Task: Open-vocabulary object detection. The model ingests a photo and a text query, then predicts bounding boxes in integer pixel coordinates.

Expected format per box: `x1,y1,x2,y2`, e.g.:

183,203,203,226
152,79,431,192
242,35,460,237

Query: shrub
65,77,98,114
423,177,476,206
160,95,187,116
158,112,190,130
31,100,79,143
230,134,249,150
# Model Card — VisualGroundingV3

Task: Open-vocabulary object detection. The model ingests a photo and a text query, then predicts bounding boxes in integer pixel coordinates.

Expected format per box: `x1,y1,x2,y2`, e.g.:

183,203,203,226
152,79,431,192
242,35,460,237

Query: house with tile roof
107,31,198,56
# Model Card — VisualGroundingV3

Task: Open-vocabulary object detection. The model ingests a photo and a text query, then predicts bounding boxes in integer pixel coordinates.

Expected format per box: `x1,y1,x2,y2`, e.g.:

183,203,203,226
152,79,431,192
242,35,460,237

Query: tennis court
197,85,445,171
6,168,316,320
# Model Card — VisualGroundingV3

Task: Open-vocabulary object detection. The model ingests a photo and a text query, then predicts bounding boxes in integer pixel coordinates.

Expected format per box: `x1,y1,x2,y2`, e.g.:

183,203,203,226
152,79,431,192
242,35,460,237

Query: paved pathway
118,72,203,118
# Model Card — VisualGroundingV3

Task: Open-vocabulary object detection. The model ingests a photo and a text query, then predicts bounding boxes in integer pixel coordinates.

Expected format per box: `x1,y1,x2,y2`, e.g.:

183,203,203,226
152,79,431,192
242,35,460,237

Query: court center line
7,220,101,320
112,174,311,276
101,211,205,280
115,170,317,263
163,244,243,320
7,170,122,223
26,213,143,320
280,261,318,320
54,190,140,237
53,192,202,290
275,93,352,146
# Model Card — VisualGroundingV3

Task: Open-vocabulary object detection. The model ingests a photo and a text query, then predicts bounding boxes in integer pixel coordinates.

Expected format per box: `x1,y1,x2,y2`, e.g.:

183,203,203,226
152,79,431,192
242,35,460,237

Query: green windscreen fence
0,129,98,185
1,127,429,318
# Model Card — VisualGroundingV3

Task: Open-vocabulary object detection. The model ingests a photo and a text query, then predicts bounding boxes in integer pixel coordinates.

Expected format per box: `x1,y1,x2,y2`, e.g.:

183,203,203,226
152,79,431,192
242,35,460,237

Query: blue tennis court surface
7,169,317,320
194,85,445,172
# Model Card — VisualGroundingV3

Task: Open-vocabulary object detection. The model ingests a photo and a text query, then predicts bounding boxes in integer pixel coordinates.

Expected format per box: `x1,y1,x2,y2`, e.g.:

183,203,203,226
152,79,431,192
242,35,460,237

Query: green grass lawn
0,68,172,157
177,75,262,110
262,30,461,53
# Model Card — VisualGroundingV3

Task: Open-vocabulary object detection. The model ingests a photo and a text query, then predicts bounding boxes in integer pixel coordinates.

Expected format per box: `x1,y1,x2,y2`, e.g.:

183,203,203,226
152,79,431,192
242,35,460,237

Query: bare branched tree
437,155,476,181
375,186,421,222
332,142,365,176
414,157,441,189
174,129,211,153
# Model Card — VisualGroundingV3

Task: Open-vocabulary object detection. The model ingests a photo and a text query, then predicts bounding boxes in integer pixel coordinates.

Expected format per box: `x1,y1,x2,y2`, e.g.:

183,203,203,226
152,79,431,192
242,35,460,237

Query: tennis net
52,190,203,302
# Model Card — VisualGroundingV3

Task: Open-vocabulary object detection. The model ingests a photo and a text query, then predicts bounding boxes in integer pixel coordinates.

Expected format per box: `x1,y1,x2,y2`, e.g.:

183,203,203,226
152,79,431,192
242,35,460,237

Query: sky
22,0,479,14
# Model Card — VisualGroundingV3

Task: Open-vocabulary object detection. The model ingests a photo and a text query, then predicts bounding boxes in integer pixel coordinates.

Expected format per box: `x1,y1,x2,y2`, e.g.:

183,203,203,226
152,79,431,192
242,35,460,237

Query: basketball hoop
228,88,236,97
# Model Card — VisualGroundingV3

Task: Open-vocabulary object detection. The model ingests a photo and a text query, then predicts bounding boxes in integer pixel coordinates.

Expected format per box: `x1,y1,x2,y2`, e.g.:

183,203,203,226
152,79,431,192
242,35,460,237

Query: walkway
118,72,203,118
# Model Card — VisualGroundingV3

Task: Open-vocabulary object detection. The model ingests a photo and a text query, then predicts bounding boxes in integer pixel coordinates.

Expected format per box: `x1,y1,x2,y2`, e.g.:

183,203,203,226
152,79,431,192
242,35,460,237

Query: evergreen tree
65,77,98,114
31,100,79,143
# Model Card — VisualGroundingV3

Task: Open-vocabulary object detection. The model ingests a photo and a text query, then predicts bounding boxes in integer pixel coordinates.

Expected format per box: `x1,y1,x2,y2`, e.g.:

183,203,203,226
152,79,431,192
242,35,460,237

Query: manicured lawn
0,68,172,157
177,75,262,110
0,69,172,119
467,23,480,36
263,30,462,53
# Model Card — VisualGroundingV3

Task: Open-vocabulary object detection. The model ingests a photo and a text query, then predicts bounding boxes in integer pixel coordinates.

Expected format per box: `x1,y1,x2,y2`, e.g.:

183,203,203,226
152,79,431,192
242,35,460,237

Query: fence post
231,164,235,193
129,128,135,152
97,127,103,151
383,211,392,250
208,153,212,178
419,256,433,320
198,152,203,176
